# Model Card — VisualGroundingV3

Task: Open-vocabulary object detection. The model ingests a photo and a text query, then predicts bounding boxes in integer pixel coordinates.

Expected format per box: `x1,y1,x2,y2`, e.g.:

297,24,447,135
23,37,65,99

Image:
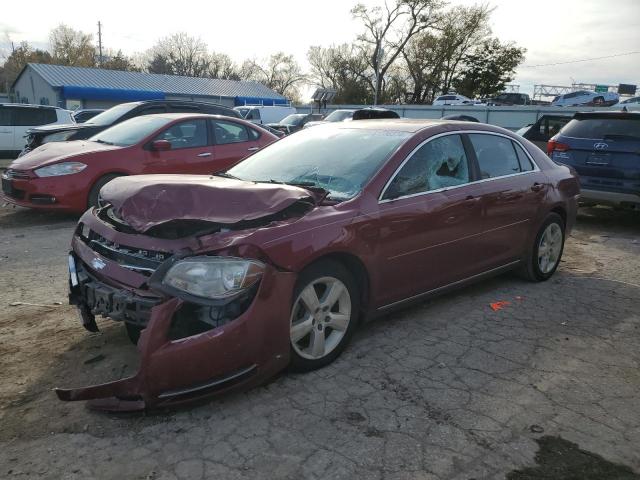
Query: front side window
469,134,523,179
154,119,208,149
383,134,470,200
213,120,249,144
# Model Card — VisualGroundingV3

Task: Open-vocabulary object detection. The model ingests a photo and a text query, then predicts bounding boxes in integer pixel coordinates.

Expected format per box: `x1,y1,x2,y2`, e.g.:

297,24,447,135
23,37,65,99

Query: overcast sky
1,0,639,97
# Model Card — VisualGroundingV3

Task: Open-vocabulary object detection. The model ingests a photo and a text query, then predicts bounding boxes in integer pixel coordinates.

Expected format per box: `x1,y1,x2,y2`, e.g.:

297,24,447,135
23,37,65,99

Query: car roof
140,113,245,121
0,103,61,110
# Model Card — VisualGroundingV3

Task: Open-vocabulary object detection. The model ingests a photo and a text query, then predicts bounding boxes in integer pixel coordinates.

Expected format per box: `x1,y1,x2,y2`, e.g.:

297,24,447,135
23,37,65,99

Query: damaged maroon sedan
59,120,580,411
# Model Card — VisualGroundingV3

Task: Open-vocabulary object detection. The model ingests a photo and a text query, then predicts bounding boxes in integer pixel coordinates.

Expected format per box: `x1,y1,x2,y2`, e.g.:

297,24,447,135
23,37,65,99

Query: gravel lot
0,203,638,479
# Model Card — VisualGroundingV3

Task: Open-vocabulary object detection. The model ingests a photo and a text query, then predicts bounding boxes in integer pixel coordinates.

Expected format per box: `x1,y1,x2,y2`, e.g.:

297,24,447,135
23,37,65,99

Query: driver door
144,119,215,174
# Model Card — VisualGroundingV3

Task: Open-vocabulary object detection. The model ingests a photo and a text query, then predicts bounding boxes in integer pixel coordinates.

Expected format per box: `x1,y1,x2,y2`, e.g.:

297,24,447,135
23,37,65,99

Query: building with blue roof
12,63,288,110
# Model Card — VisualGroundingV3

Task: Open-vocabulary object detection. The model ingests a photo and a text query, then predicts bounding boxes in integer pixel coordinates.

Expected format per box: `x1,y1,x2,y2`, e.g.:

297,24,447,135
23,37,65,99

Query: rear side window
13,108,57,126
383,134,470,199
0,108,12,125
560,117,640,139
469,134,522,179
213,120,249,144
248,128,260,140
513,142,534,172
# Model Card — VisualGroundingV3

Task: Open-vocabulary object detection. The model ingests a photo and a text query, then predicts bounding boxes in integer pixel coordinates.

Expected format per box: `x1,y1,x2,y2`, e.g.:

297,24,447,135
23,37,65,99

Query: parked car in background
21,100,241,155
57,119,579,410
516,115,572,150
441,114,479,122
351,107,400,120
72,109,104,123
303,109,356,129
233,105,296,125
0,104,74,159
551,90,619,107
548,111,640,209
484,92,531,106
614,96,640,108
432,94,475,106
266,113,324,135
1,114,277,212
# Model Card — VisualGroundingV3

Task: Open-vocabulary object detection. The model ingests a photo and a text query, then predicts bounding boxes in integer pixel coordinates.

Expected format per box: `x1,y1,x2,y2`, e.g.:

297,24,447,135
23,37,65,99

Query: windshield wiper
212,172,241,180
94,139,114,145
603,133,640,141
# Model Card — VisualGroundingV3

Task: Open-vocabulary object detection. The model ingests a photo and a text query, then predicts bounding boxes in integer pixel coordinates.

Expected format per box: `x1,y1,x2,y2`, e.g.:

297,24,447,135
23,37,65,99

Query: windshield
85,103,138,126
227,125,411,200
235,107,250,118
89,116,173,147
324,110,354,122
280,114,306,126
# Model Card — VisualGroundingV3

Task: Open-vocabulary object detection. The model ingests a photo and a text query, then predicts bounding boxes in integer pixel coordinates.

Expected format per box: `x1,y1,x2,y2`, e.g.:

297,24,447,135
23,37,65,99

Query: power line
521,51,640,68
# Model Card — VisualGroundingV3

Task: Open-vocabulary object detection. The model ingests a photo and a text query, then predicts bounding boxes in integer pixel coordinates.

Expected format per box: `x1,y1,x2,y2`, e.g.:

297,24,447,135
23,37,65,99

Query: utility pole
97,21,103,66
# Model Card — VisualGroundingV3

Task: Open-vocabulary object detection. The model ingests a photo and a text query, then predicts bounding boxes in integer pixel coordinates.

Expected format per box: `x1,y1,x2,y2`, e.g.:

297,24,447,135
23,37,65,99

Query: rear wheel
87,174,123,209
289,260,359,372
519,212,565,282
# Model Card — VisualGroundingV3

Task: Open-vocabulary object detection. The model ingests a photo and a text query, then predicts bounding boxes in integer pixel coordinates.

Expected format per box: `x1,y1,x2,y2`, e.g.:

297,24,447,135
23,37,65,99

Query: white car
551,90,619,107
0,104,74,158
614,96,640,108
233,105,296,125
432,94,475,106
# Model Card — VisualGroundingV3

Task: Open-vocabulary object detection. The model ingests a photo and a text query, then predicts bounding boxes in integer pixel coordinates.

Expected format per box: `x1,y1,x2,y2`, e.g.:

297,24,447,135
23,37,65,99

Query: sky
1,0,639,98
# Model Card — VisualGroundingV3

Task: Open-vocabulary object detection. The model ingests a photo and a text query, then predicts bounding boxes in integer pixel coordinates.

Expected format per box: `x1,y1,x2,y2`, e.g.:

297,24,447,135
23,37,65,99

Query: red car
1,114,277,212
59,120,580,411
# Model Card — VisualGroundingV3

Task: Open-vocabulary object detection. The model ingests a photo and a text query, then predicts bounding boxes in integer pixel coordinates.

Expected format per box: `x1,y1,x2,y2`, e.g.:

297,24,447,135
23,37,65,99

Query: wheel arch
299,251,371,320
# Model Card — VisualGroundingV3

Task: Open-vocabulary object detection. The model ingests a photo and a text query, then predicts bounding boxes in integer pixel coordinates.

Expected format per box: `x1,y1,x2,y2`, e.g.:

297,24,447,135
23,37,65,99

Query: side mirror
151,139,172,151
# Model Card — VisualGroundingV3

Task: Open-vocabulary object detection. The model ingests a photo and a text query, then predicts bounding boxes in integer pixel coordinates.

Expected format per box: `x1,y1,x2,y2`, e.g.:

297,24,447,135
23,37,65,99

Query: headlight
162,256,265,300
35,162,87,177
42,131,76,144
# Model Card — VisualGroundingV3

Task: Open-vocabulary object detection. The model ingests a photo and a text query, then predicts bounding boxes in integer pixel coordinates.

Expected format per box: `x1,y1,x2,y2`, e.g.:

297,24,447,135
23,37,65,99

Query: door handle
247,147,259,152
531,182,544,192
197,152,212,157
463,195,480,206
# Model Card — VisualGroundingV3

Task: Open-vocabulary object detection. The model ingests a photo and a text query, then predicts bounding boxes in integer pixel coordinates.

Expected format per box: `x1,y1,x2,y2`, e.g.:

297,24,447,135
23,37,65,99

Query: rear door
210,119,259,172
551,115,640,195
0,107,15,154
144,118,215,174
468,133,548,270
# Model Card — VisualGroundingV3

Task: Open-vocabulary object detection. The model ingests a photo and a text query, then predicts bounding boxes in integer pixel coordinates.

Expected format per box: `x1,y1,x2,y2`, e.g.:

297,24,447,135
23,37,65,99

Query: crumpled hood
10,140,120,170
100,174,318,233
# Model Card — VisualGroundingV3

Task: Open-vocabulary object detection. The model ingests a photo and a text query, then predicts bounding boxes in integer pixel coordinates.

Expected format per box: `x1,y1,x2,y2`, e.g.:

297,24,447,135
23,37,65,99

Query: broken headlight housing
162,257,265,301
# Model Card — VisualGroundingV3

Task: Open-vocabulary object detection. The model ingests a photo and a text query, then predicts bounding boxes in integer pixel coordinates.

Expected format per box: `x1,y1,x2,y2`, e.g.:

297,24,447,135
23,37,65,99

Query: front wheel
87,174,123,209
289,260,360,372
519,212,565,282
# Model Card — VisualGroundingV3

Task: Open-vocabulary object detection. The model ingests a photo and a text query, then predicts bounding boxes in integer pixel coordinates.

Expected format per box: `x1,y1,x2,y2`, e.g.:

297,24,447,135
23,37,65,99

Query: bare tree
147,33,210,77
207,52,241,80
49,24,95,67
351,0,443,103
242,52,307,100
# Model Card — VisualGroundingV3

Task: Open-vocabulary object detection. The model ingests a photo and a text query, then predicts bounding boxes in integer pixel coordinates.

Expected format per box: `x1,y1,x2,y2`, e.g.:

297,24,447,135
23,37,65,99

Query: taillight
547,139,570,156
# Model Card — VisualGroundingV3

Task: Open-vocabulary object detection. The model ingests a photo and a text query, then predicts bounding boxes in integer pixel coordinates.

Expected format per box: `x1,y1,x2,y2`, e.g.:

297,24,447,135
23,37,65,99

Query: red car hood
100,174,319,233
10,141,120,170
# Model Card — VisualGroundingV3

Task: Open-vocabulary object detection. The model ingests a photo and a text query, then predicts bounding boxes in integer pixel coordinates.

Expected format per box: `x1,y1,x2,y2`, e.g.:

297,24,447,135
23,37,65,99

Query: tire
125,322,143,345
87,174,123,209
519,212,565,282
289,260,360,372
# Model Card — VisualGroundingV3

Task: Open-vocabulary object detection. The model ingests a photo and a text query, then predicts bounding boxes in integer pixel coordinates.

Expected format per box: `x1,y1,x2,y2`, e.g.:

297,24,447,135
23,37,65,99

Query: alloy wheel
290,276,352,360
538,223,563,274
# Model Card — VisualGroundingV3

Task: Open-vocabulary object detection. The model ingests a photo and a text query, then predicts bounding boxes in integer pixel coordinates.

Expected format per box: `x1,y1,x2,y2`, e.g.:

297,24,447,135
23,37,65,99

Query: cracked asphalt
0,204,639,479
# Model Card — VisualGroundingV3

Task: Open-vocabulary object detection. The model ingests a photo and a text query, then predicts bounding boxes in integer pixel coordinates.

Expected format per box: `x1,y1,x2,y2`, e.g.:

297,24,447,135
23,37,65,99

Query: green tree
453,38,525,98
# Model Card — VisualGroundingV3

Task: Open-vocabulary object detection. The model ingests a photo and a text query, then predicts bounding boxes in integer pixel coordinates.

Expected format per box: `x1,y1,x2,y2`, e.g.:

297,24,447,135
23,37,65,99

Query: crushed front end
59,205,296,411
